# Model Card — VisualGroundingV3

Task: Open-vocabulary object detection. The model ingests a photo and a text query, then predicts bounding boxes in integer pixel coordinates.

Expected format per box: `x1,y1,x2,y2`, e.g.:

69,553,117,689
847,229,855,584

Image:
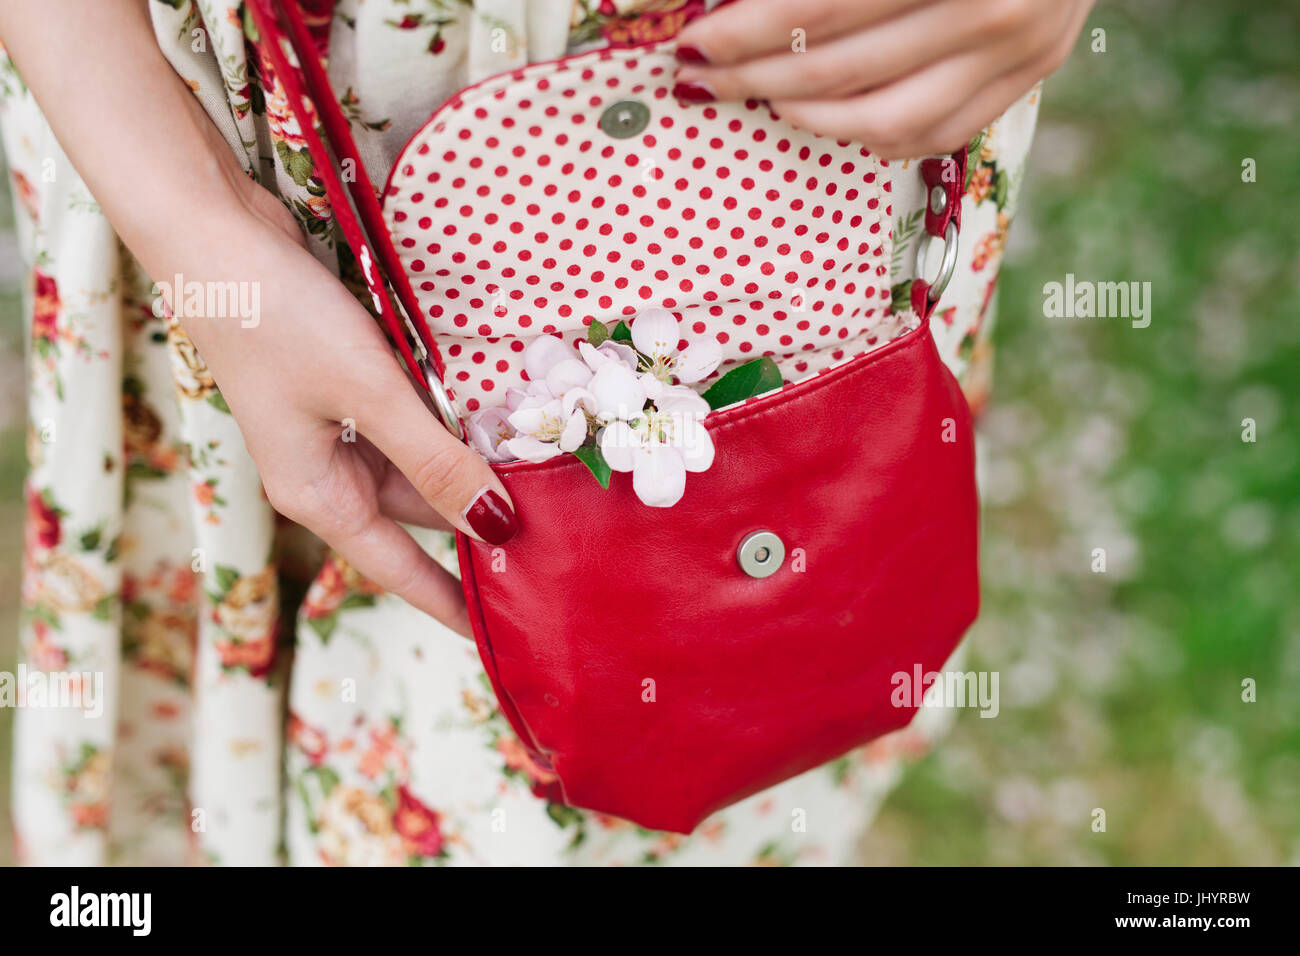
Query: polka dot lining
383,44,894,415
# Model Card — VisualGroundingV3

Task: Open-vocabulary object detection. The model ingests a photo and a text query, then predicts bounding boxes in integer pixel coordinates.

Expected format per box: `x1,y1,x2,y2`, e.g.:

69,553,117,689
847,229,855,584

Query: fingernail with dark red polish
675,45,710,65
672,81,716,104
463,488,518,545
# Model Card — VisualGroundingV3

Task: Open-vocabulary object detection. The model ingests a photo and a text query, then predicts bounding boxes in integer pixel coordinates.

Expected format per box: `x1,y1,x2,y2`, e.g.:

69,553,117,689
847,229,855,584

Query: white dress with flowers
1,0,1037,865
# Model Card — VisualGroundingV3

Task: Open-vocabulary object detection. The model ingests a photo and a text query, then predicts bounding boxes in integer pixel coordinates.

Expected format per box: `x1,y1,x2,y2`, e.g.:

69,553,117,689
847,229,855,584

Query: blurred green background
858,1,1300,865
1,1,1297,865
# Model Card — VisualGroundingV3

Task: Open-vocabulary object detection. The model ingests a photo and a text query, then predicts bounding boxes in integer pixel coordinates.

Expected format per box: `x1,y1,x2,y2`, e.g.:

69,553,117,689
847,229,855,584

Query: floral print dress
1,0,1037,865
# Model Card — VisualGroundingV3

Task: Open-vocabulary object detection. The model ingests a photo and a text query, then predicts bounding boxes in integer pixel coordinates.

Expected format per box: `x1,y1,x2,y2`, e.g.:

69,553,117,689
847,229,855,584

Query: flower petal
632,442,687,508
522,333,576,385
559,408,589,452
676,419,715,473
599,421,641,472
579,339,639,372
588,362,647,422
631,307,680,362
501,434,563,464
578,340,612,370
674,336,723,383
597,340,639,370
562,386,598,417
506,402,553,436
504,387,529,412
545,358,593,396
654,384,710,417
467,407,514,463
638,371,667,402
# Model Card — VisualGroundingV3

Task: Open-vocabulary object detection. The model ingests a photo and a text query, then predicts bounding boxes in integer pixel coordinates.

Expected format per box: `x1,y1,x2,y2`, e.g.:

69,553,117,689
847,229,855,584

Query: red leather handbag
251,0,978,834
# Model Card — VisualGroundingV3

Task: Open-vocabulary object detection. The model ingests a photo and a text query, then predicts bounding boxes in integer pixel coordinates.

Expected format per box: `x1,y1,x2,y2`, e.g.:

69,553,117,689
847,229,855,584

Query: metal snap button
737,530,785,579
599,99,650,139
929,184,949,216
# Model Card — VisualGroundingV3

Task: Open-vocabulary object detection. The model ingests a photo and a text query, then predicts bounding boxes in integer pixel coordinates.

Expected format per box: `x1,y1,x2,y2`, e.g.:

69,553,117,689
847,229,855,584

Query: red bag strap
911,147,968,319
244,0,464,438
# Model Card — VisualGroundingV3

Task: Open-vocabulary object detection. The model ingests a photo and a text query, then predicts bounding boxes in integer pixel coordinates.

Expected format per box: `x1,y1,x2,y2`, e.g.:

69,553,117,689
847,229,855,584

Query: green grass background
1,1,1297,865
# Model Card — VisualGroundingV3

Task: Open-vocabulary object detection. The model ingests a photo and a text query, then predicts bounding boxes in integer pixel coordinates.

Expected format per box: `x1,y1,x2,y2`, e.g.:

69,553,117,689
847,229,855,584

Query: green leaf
964,132,985,189
611,320,632,343
206,391,231,414
307,614,337,643
587,320,610,346
310,765,341,797
994,169,1010,209
571,444,612,489
275,139,316,187
546,802,585,828
295,779,318,832
891,279,915,314
79,528,102,551
338,593,377,612
90,595,115,622
214,565,240,594
702,357,784,410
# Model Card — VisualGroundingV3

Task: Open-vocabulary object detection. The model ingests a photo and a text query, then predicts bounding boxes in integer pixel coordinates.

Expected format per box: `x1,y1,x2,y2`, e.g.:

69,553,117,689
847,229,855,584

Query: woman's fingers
768,1,1080,159
346,436,453,529
769,48,1009,149
867,60,1055,159
325,510,472,636
676,0,931,67
257,424,471,635
675,0,1091,153
356,372,519,546
375,463,453,530
675,0,975,103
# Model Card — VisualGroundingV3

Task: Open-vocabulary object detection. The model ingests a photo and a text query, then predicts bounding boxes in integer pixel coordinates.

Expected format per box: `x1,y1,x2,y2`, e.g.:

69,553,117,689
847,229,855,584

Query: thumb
359,382,519,546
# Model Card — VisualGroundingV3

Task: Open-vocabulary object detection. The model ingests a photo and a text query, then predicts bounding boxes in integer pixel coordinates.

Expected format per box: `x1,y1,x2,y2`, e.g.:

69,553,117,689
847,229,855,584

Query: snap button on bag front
599,98,650,138
737,530,785,578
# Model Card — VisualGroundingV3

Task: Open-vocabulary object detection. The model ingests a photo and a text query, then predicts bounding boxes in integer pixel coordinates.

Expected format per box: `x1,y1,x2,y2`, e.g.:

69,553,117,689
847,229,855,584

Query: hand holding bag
250,0,979,834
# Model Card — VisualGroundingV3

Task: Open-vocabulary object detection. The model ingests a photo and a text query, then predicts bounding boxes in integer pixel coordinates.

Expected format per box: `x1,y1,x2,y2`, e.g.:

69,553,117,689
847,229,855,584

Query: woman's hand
0,0,515,637
673,0,1095,158
180,192,517,638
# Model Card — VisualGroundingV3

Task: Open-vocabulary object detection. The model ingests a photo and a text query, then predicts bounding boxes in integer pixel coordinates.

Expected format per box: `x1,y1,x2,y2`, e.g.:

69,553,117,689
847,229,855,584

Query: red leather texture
458,317,979,833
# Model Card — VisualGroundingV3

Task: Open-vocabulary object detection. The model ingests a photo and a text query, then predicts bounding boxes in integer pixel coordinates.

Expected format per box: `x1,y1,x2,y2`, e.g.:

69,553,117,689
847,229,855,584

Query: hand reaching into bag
177,181,517,639
673,0,1095,158
0,0,516,637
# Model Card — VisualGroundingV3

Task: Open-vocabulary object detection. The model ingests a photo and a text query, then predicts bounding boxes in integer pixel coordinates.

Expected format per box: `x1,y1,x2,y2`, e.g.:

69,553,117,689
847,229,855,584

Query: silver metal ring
420,357,465,441
913,218,960,305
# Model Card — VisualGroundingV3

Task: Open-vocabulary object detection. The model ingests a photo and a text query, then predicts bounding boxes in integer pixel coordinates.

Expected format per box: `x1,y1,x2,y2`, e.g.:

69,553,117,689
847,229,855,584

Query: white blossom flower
600,402,715,508
466,406,515,463
631,307,722,384
501,398,588,462
470,327,716,508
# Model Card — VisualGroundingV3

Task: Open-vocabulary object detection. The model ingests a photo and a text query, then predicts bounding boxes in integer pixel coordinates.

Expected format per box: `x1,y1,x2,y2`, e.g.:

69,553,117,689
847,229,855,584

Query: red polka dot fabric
383,43,897,415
